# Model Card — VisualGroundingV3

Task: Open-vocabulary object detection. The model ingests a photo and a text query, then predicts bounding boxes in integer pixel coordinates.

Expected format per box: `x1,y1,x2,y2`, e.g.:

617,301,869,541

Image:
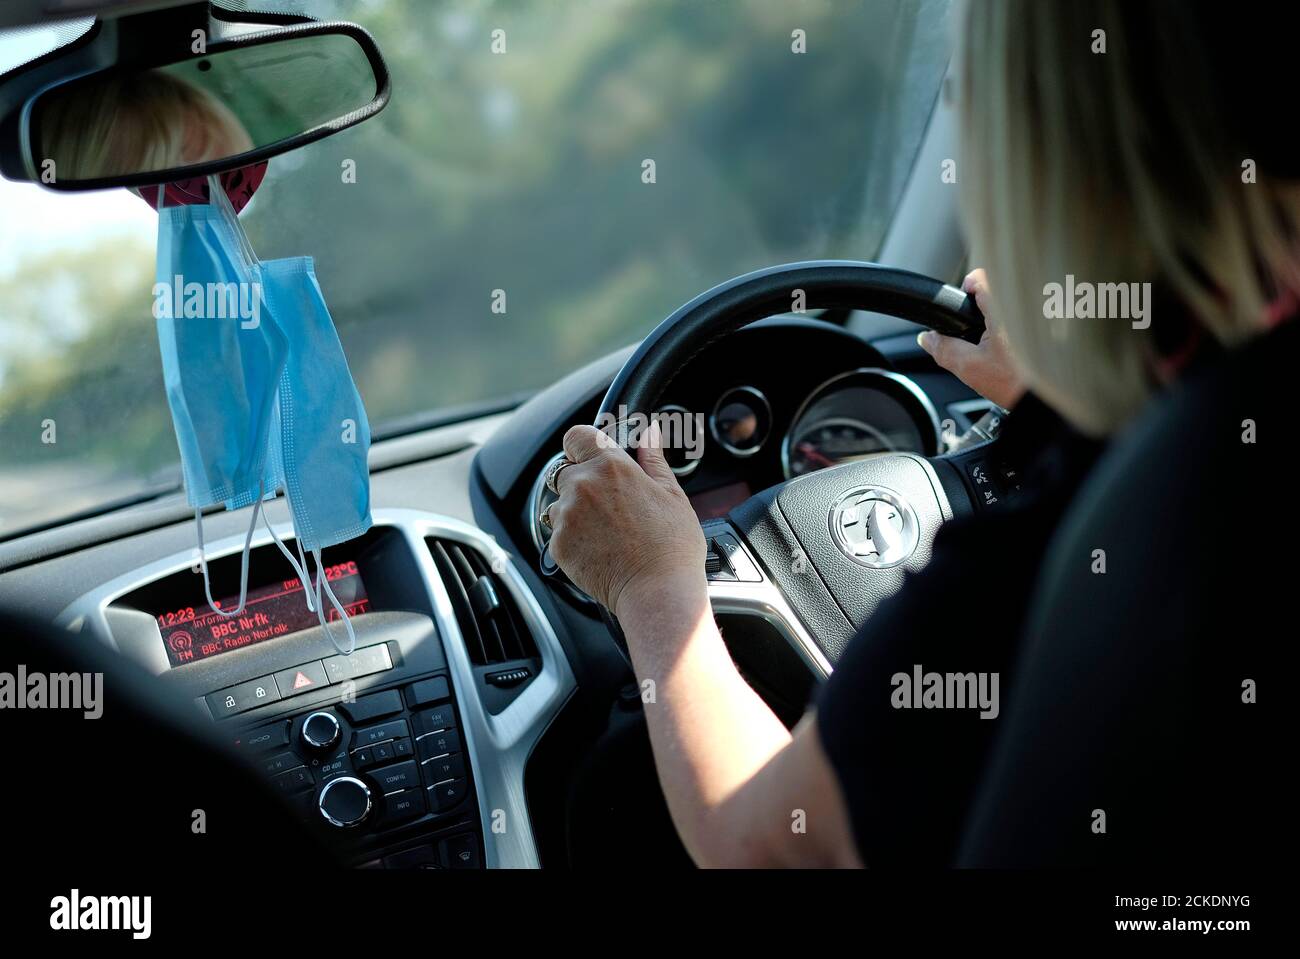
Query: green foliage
0,0,951,535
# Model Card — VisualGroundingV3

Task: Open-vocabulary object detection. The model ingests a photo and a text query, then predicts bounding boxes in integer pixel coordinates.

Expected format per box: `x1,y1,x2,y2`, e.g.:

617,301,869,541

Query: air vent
427,538,537,666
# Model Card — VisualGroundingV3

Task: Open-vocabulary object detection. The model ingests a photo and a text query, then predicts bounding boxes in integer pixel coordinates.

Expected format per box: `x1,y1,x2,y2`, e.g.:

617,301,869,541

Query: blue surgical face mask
154,179,372,654
154,180,283,510
260,255,373,650
154,178,287,617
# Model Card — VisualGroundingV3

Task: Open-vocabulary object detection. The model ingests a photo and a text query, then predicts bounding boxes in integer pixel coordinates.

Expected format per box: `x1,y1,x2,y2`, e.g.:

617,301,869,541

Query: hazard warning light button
273,661,329,699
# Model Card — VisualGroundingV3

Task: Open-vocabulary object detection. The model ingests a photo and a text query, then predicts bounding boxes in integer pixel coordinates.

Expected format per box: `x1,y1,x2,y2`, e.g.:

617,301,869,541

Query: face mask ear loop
261,504,316,613
311,547,357,656
295,537,314,610
208,174,260,273
193,496,262,618
275,486,316,613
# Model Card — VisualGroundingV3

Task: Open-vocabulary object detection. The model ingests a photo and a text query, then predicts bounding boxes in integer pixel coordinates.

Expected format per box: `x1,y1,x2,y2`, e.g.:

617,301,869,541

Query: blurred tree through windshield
0,0,951,536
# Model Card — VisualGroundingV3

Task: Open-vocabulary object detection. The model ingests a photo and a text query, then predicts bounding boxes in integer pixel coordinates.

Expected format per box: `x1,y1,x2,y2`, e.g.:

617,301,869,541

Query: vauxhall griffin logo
829,486,919,568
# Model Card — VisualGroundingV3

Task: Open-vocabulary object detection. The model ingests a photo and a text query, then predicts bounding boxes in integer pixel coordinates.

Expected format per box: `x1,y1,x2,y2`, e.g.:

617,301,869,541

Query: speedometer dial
787,417,892,476
781,369,941,479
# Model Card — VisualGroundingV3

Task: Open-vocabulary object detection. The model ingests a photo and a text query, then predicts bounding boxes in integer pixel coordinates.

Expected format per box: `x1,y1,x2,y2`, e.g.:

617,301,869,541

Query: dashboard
667,366,941,520
0,314,984,871
524,317,984,564
158,559,370,666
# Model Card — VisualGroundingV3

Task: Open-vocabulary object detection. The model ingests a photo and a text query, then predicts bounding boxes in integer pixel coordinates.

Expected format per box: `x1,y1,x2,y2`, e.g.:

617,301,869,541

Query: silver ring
545,457,575,495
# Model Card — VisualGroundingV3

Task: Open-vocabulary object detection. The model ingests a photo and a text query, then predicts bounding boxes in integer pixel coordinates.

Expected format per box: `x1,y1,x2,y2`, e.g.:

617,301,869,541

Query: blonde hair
958,0,1300,435
39,69,252,181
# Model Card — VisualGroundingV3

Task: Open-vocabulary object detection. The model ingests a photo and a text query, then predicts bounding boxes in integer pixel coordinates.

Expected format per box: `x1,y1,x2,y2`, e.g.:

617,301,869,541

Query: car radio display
158,560,370,667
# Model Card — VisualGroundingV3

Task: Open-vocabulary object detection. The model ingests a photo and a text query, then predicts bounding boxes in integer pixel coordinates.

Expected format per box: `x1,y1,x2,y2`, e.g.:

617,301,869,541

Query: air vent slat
426,538,538,667
429,540,489,664
448,544,478,589
487,619,509,662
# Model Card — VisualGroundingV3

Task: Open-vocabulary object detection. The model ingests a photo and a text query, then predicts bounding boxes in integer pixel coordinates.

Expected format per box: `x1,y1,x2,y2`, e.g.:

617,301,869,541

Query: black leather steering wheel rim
595,260,984,423
574,259,985,668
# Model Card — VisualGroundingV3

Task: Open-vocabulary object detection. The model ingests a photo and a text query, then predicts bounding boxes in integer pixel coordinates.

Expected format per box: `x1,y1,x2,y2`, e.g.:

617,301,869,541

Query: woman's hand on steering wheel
546,422,707,617
917,268,1027,410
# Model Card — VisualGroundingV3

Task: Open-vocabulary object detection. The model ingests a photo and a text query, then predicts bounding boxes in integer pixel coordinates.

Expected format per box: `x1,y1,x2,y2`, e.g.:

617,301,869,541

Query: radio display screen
159,561,369,667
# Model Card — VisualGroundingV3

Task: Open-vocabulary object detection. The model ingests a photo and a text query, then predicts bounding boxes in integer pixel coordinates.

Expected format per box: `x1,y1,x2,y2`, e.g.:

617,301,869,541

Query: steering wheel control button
965,459,1001,509
959,453,1025,510
830,486,920,568
997,464,1022,493
300,711,342,752
318,776,372,828
705,532,763,582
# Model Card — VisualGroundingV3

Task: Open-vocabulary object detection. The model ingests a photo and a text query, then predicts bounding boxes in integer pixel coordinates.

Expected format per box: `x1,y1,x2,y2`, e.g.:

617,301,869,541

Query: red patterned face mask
135,161,268,213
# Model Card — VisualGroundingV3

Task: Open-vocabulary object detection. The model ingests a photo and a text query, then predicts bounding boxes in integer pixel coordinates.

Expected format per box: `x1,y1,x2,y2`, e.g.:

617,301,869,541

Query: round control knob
300,711,341,751
318,776,372,828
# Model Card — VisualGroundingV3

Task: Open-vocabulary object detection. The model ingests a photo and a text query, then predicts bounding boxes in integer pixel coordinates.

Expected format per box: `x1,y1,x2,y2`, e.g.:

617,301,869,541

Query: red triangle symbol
292,671,314,689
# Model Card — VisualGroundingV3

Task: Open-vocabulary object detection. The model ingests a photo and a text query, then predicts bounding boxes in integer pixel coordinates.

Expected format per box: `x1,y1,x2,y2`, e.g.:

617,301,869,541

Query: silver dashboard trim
656,404,703,477
709,385,773,458
705,520,832,679
54,507,576,870
708,579,832,679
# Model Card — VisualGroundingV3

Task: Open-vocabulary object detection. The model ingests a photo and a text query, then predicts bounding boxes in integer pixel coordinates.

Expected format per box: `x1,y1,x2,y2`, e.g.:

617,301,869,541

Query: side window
0,182,158,536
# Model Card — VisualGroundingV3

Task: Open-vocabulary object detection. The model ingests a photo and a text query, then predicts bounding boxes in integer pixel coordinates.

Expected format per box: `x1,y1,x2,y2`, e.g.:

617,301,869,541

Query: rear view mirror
22,22,388,190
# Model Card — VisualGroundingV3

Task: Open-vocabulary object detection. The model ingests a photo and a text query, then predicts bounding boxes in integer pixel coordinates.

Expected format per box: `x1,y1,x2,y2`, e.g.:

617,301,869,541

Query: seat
0,609,333,872
956,322,1291,866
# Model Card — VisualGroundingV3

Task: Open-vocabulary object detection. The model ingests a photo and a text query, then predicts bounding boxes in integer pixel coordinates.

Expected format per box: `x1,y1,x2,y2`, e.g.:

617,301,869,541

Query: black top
815,392,1102,865
817,318,1292,867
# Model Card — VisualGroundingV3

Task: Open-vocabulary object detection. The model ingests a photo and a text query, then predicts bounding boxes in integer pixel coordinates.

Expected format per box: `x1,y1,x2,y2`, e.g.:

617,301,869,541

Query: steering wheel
548,260,988,672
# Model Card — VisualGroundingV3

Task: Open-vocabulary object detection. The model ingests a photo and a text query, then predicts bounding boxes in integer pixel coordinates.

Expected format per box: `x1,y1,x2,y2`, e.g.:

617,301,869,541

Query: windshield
0,0,952,539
